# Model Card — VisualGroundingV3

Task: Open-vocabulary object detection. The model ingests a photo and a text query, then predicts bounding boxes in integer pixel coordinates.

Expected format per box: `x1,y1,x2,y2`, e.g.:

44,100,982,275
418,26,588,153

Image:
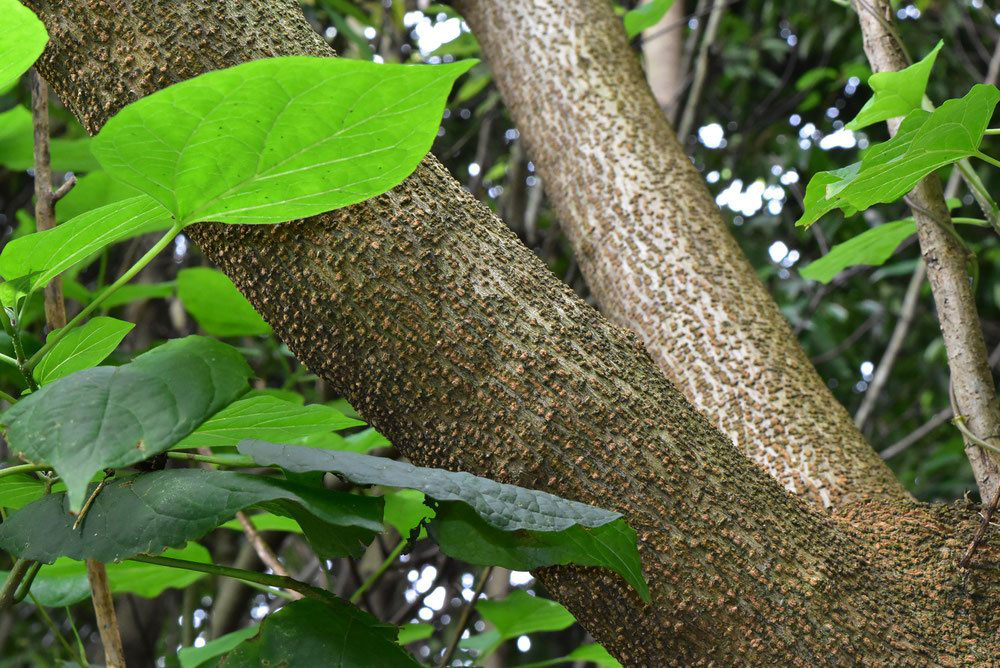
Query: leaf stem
130,554,340,606
166,451,256,467
952,217,990,227
975,151,1000,171
0,353,19,370
25,222,183,371
984,128,1000,135
350,539,406,605
0,463,50,480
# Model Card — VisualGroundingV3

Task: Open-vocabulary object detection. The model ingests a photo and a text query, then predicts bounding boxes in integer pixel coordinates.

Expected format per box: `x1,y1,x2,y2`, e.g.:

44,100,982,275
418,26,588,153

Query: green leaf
0,106,99,173
0,193,171,306
0,469,382,563
430,502,650,602
383,489,432,539
463,590,575,657
847,40,942,131
623,0,675,39
514,644,623,668
92,57,476,226
219,598,419,667
219,512,302,534
1,543,211,607
174,395,364,450
794,67,838,91
291,426,390,453
179,625,260,668
3,336,252,511
177,267,270,337
0,473,56,510
33,316,134,384
799,220,916,283
838,85,1000,212
0,0,48,91
795,163,860,228
237,441,620,532
396,623,433,645
55,171,141,223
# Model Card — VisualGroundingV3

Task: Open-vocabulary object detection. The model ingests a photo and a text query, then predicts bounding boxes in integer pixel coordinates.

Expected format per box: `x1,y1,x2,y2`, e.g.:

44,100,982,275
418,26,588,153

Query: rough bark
25,0,1000,663
854,0,1000,501
641,0,685,120
455,0,902,509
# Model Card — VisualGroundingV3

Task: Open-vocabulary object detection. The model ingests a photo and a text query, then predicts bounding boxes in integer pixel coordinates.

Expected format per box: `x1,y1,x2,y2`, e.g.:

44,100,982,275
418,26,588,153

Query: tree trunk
26,0,1000,663
454,0,902,509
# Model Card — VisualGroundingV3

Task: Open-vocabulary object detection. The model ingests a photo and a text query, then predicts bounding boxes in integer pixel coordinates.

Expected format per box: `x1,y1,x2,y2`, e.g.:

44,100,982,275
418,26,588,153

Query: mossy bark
25,0,1000,663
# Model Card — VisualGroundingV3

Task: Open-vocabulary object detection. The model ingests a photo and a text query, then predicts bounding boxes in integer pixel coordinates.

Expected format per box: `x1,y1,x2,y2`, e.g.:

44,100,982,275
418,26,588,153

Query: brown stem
438,566,492,667
853,0,1000,500
234,510,303,599
87,560,127,667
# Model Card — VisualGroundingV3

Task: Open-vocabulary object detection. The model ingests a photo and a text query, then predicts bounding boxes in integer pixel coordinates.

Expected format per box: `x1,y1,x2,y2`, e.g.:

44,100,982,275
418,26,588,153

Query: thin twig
811,310,883,365
439,566,493,667
86,560,126,667
28,592,84,664
676,0,725,139
959,482,1000,569
350,539,406,605
235,510,303,600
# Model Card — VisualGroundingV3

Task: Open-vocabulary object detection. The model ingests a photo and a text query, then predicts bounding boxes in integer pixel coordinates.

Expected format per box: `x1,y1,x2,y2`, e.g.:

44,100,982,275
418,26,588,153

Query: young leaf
177,267,270,337
0,193,171,305
623,0,676,39
798,220,916,283
430,502,650,602
237,440,621,532
0,543,211,607
92,57,476,226
33,316,134,384
3,336,252,511
847,40,942,131
0,469,383,563
0,0,48,91
465,590,575,658
218,599,419,667
174,394,364,450
838,85,1000,212
179,625,260,668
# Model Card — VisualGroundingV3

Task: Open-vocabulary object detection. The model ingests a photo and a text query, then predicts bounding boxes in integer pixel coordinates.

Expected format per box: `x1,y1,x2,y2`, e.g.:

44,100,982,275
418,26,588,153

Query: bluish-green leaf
3,336,251,511
847,40,942,131
0,469,382,563
177,267,270,337
33,316,134,385
219,599,419,667
623,0,676,39
799,220,916,283
174,394,364,450
0,0,48,91
92,57,476,226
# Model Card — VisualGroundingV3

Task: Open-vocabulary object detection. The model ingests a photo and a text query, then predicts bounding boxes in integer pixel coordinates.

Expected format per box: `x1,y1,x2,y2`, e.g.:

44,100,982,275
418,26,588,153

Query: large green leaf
0,473,57,510
219,598,419,667
0,193,171,306
174,395,364,450
3,336,251,511
33,316,134,384
847,40,942,131
429,502,650,602
0,0,48,91
177,267,271,337
0,469,382,563
237,441,620,532
838,85,1000,211
179,625,260,668
92,57,476,226
0,542,211,607
623,0,675,39
799,220,916,283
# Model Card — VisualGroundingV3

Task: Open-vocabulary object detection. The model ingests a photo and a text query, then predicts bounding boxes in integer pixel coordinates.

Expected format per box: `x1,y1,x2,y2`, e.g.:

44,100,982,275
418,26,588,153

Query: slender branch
439,566,493,667
86,560,126,667
28,593,84,664
235,510,302,599
975,151,1000,170
0,463,50,480
880,406,953,460
676,0,724,139
26,222,183,371
166,451,255,467
131,554,339,605
350,539,406,605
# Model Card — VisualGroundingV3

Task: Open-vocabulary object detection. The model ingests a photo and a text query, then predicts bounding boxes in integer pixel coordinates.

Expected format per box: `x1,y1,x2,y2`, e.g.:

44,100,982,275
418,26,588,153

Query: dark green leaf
0,469,382,563
798,220,916,283
92,57,476,226
847,40,942,131
3,336,251,510
0,0,48,91
177,268,270,337
219,598,419,667
33,316,134,384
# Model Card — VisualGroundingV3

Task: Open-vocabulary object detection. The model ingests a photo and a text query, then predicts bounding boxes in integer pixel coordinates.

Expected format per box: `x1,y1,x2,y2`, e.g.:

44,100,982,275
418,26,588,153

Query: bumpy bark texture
27,0,1000,663
854,0,1000,501
455,0,902,509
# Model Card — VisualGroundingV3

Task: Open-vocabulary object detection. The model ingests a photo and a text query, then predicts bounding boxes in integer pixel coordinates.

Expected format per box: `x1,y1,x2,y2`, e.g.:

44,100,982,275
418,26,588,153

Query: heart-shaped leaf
92,56,476,226
3,336,251,511
33,316,134,384
0,469,383,563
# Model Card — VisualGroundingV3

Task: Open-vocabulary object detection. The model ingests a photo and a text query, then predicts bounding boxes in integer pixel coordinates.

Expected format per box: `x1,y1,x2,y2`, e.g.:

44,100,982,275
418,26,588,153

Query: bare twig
880,406,953,460
87,560,127,667
811,310,883,365
676,0,725,139
439,566,493,667
235,510,301,600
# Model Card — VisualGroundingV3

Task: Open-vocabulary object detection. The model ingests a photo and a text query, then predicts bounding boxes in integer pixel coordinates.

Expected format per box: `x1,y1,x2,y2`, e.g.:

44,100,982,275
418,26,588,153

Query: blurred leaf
799,220,915,283
179,625,260,668
0,0,47,91
397,623,433,645
177,267,270,337
463,590,574,657
795,67,838,91
174,394,363,450
516,643,623,668
623,0,676,39
383,489,432,539
3,336,251,510
34,316,134,384
55,171,141,223
847,40,942,130
0,469,382,563
0,106,98,173
219,598,419,666
93,57,475,226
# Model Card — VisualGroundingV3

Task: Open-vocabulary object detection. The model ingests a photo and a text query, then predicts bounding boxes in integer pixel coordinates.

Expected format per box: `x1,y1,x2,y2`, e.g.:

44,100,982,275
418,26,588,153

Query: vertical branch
88,561,126,667
852,0,1000,500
